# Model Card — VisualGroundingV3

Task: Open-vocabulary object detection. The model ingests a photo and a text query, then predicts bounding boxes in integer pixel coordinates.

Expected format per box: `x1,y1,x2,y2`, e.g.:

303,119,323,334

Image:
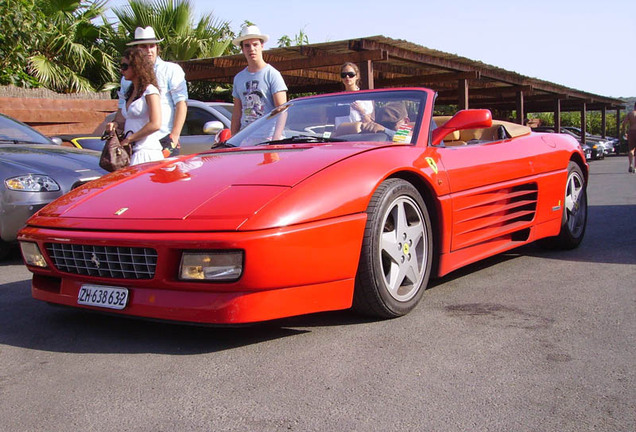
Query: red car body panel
18,88,588,324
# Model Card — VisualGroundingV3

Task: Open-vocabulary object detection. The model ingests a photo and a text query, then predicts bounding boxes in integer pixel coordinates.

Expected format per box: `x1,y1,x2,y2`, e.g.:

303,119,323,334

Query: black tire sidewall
358,179,433,317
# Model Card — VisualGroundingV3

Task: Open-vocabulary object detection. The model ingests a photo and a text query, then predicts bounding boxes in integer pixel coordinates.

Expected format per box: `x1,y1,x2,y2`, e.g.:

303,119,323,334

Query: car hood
31,143,383,231
0,144,105,187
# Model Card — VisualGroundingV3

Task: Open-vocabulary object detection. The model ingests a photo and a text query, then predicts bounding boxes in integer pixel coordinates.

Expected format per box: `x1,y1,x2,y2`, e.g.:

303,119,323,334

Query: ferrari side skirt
436,218,562,277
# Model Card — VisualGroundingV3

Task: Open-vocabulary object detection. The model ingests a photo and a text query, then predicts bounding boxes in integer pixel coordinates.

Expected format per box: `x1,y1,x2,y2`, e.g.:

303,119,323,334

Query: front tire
354,179,433,318
539,161,587,249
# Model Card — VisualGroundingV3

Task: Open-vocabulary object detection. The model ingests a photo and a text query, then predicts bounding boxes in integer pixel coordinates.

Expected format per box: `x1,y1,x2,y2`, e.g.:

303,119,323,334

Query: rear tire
0,240,12,261
354,179,433,318
539,161,587,250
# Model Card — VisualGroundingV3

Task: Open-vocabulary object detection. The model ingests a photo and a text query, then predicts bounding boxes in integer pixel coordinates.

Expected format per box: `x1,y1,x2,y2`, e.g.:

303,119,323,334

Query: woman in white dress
108,47,163,165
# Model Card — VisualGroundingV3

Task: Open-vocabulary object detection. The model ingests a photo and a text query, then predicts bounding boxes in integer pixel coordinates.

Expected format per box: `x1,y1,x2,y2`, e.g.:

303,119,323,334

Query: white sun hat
232,25,269,47
126,26,164,46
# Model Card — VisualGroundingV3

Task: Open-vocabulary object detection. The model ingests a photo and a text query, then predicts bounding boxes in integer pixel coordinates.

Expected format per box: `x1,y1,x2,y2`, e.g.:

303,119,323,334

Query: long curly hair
122,47,159,102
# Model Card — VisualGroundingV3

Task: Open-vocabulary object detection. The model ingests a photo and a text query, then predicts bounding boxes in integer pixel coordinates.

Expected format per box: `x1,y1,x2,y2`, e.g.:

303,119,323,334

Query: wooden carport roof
179,35,624,123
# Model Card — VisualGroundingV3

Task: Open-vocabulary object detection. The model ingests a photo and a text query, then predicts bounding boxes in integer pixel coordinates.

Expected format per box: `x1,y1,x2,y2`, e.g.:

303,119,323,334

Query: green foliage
112,0,235,61
0,0,48,87
277,27,309,48
529,111,622,137
40,0,117,92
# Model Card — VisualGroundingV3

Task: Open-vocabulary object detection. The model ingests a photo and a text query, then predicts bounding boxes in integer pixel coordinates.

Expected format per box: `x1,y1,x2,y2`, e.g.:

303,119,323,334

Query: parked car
533,126,600,160
62,100,233,155
18,88,588,324
561,126,618,155
0,113,105,259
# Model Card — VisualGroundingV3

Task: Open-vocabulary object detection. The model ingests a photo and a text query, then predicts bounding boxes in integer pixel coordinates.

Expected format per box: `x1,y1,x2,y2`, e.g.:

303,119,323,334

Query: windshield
0,114,53,145
227,90,427,147
210,103,233,120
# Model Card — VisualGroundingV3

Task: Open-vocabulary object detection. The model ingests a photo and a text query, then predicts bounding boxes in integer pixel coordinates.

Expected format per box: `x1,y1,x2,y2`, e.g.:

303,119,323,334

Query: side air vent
452,183,538,250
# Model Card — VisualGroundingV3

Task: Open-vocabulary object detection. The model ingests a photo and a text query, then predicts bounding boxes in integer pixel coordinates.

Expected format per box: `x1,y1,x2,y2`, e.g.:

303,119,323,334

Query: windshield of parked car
0,115,52,145
211,103,233,120
227,90,427,147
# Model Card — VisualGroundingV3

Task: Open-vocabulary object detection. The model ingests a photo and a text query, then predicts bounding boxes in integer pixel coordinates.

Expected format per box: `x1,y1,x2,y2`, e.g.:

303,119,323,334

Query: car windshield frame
0,114,53,145
227,90,428,148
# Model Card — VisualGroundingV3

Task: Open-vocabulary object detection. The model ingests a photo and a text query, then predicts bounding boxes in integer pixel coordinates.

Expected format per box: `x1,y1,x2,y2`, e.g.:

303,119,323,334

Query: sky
105,0,636,98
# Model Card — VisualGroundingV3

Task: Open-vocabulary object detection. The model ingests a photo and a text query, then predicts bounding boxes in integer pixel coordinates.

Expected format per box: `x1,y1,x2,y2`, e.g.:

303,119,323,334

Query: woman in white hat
230,25,288,137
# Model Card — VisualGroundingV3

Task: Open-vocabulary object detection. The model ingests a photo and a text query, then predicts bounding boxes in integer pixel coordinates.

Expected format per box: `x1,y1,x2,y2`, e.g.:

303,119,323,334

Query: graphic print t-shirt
232,64,287,129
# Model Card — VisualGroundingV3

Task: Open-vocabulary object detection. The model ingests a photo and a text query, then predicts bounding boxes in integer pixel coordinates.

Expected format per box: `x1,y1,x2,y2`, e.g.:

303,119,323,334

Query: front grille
45,243,157,279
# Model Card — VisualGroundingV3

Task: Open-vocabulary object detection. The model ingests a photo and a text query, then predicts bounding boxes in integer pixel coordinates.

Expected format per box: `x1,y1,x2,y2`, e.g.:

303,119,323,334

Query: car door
435,136,546,252
179,106,225,154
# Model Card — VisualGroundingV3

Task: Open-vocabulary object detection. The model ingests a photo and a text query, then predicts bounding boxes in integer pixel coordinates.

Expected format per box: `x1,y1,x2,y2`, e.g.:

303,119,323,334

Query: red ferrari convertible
18,88,588,324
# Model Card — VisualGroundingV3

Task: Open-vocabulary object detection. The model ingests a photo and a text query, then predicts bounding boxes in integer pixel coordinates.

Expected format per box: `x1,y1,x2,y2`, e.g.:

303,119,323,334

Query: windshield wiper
210,141,237,149
256,134,345,145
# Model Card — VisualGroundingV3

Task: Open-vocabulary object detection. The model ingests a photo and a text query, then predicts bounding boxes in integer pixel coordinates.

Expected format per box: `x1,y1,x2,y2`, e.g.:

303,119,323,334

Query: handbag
99,130,132,172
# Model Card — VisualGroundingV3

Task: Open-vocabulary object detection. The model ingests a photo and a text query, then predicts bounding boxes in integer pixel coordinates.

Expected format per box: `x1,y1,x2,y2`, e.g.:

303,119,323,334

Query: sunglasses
120,63,130,71
341,72,356,79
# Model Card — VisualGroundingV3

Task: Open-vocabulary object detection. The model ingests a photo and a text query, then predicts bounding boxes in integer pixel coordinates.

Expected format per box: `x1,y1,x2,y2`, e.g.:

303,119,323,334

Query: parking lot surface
1,156,634,431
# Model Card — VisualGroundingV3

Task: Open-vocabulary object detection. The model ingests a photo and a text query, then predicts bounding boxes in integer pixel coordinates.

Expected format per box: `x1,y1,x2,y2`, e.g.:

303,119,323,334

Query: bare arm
272,91,288,140
106,109,126,134
170,100,187,143
273,91,287,108
231,97,242,135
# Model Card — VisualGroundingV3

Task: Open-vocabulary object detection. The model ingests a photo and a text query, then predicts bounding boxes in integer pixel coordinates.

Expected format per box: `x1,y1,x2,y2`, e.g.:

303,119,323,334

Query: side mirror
49,136,63,145
214,129,232,144
431,109,492,146
203,121,224,135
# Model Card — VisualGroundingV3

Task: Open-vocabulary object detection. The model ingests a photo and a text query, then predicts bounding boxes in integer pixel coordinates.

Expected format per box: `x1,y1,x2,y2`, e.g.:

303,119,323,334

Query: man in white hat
230,25,287,135
115,26,188,156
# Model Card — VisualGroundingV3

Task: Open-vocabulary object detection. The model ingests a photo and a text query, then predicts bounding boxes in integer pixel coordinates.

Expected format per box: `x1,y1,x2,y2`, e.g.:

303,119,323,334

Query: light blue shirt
118,57,188,136
232,64,287,129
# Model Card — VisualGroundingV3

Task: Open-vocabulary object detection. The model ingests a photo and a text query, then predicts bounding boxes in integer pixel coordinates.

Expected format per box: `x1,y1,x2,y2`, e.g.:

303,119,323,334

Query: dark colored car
532,126,598,160
562,126,618,156
0,113,106,259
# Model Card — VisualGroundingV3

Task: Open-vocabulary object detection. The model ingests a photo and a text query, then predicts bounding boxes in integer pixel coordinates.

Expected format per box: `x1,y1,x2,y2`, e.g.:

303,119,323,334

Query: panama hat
126,26,164,46
232,25,269,47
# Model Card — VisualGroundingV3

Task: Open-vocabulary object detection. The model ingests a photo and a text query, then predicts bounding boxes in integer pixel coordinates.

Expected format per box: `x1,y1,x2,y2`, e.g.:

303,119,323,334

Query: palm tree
112,0,235,62
27,0,119,93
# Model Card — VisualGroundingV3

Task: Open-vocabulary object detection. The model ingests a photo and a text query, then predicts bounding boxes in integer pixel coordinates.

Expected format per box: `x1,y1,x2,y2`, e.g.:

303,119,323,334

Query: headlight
179,251,243,281
20,242,48,268
5,174,60,192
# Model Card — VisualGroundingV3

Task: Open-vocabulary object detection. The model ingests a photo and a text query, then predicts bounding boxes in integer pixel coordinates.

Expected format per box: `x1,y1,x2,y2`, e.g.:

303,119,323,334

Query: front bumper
0,200,49,242
19,213,367,324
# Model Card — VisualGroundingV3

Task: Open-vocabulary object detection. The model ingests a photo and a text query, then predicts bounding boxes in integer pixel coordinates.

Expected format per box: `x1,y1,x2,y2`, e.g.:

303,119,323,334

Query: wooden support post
601,106,607,138
616,108,622,141
580,103,587,145
555,98,561,133
516,90,525,124
458,79,468,110
358,60,374,90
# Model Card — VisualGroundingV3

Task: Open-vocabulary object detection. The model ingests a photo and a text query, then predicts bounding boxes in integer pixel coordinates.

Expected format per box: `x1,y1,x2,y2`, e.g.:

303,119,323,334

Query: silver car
0,113,105,259
179,100,233,154
73,100,233,155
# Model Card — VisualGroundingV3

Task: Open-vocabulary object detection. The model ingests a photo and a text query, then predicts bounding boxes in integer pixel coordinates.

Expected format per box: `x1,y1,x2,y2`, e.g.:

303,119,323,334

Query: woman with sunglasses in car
107,47,163,165
340,62,374,124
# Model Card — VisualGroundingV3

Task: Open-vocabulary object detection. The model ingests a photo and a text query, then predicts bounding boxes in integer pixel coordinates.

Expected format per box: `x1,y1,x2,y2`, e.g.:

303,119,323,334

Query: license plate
78,284,128,310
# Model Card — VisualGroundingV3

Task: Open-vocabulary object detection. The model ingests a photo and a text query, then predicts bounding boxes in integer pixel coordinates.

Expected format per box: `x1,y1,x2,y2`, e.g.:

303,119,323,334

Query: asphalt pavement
0,156,634,431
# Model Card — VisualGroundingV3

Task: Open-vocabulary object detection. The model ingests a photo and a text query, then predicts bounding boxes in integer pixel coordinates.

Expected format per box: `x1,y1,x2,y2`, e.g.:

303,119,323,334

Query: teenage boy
231,25,287,135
